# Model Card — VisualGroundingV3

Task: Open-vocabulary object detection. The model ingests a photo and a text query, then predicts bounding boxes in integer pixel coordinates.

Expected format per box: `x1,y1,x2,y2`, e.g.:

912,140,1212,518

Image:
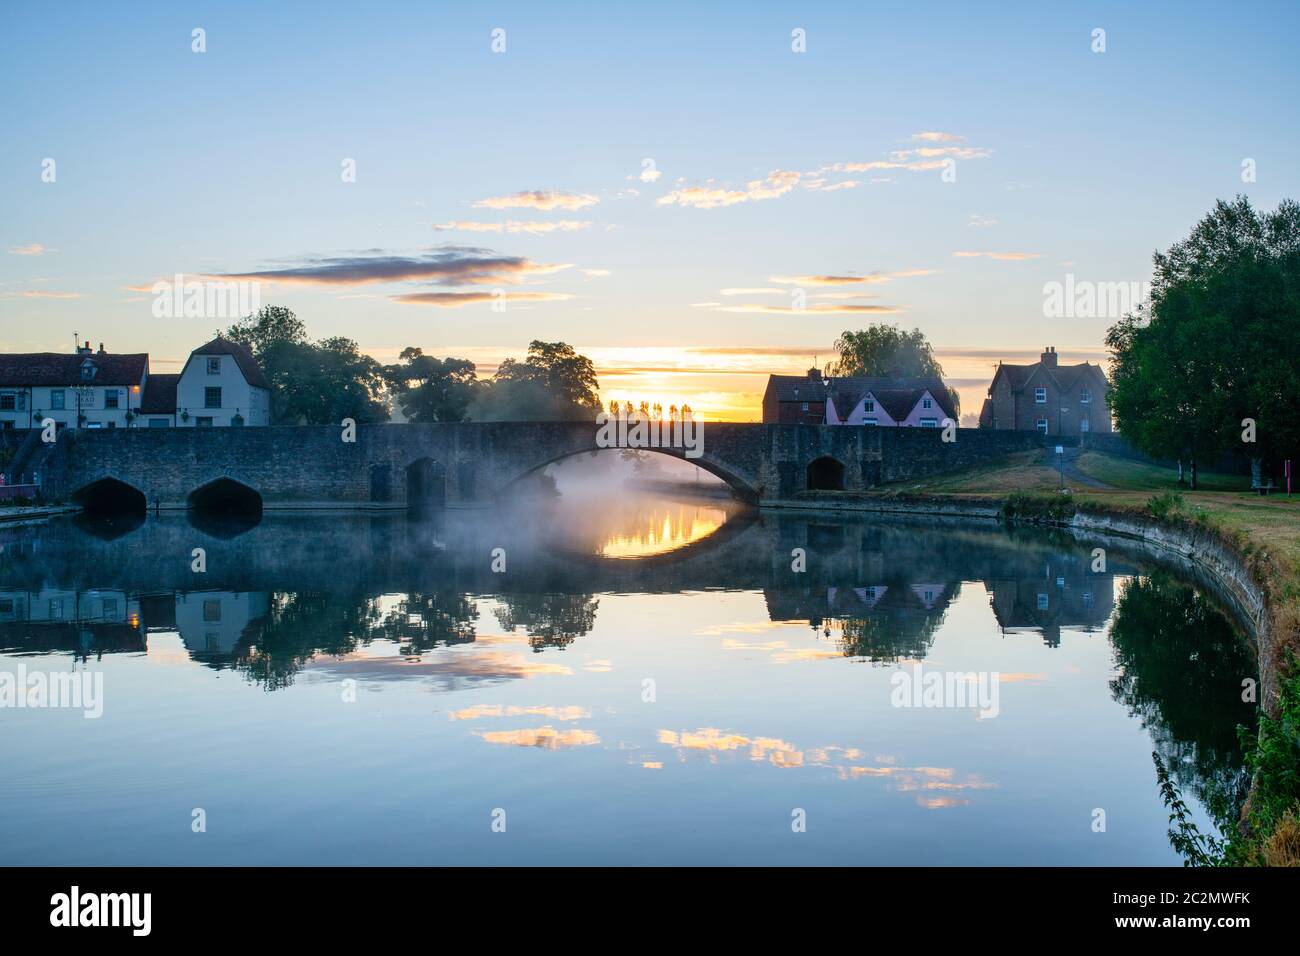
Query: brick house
978,347,1111,436
762,367,958,427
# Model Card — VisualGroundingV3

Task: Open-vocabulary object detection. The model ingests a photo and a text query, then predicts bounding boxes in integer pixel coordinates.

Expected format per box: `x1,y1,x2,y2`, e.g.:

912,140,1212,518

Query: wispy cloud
769,269,936,286
952,251,1040,261
433,220,592,235
7,243,46,256
391,290,573,308
657,169,800,209
217,247,573,286
472,190,599,211
697,302,902,315
1,289,81,299
912,131,964,143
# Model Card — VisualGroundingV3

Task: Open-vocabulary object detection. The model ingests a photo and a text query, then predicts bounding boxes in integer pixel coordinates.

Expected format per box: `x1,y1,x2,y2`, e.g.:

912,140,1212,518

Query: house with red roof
0,337,271,430
762,367,959,428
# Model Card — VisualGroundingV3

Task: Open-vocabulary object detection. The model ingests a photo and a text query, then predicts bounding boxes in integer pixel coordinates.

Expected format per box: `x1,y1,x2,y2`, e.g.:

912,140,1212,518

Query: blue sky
3,0,1298,418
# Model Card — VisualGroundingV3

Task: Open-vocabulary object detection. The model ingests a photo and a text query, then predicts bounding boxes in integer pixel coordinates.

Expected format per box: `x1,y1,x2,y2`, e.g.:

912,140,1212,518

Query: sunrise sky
3,1,1299,420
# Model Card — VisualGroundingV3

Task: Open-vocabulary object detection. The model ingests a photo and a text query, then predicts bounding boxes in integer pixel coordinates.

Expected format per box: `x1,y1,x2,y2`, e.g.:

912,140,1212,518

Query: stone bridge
40,421,1050,512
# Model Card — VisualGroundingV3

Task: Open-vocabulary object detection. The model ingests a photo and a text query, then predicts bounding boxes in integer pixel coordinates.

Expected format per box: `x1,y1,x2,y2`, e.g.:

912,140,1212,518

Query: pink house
763,370,958,426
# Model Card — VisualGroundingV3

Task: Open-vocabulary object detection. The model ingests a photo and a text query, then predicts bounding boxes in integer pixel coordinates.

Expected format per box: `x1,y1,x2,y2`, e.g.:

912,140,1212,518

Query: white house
0,336,271,430
173,337,271,427
0,341,148,430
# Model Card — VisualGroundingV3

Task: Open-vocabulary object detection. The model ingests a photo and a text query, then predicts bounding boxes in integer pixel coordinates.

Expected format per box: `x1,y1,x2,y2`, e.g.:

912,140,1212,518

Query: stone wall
37,421,1057,509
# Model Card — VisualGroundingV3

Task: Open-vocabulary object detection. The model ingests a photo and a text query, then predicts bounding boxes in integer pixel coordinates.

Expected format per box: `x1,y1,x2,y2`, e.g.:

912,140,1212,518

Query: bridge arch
72,476,147,517
499,445,759,504
406,457,447,514
807,456,845,491
187,477,264,517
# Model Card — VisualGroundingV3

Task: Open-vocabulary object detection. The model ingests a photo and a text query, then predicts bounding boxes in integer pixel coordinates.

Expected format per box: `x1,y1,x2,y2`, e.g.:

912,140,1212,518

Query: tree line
1106,196,1299,488
220,307,603,424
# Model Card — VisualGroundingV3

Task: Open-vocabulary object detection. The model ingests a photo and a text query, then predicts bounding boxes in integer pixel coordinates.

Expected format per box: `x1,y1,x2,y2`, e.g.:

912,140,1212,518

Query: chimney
76,339,93,356
1041,346,1058,367
98,342,105,354
807,367,822,381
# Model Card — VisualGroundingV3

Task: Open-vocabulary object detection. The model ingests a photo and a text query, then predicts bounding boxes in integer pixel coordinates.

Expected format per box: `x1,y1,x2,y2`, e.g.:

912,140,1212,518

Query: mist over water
0,475,1257,865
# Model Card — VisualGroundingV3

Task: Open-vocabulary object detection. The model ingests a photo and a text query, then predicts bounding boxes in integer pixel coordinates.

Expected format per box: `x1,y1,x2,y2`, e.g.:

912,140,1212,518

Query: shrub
1147,491,1185,520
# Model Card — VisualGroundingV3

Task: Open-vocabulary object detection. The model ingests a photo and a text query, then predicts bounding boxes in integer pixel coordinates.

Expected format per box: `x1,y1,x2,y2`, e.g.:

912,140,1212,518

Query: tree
832,324,959,417
1106,196,1300,487
473,340,603,421
223,306,388,425
382,347,479,422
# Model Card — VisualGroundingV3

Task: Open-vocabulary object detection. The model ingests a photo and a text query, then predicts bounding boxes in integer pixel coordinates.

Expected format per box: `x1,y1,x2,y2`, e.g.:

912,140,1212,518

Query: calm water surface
0,493,1256,865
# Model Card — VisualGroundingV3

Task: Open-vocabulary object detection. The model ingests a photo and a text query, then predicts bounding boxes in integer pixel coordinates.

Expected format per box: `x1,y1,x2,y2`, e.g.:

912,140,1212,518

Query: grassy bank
883,449,1300,866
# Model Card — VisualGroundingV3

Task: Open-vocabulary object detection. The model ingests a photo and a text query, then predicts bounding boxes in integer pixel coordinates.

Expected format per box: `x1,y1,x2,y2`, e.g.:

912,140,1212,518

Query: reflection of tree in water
834,608,946,662
236,592,382,691
1107,573,1257,833
494,593,599,651
377,592,478,654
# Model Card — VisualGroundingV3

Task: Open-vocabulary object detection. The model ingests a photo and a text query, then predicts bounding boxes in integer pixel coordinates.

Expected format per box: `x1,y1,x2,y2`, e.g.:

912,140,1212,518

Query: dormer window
1034,387,1047,404
207,357,221,375
1080,387,1091,404
80,360,98,382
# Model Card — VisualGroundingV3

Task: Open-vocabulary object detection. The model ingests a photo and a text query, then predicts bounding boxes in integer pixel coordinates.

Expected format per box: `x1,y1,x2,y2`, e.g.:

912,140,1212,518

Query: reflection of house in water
986,560,1116,646
0,588,145,658
765,582,958,662
171,591,272,659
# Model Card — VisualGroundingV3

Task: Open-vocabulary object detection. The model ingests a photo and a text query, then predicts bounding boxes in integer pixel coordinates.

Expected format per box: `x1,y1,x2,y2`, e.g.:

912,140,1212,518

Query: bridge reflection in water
0,496,1258,865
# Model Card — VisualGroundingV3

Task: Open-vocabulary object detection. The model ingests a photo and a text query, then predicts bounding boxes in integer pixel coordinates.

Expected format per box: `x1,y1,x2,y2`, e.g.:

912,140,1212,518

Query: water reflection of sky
0,509,1256,865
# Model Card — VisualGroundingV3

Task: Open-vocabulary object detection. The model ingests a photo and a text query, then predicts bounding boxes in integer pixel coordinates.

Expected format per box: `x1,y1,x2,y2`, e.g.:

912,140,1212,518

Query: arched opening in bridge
406,458,446,515
73,477,147,518
807,456,845,491
71,477,147,538
187,478,263,537
502,448,748,560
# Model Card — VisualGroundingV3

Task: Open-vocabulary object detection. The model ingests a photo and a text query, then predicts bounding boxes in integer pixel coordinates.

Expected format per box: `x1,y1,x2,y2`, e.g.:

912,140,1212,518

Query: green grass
1073,451,1243,492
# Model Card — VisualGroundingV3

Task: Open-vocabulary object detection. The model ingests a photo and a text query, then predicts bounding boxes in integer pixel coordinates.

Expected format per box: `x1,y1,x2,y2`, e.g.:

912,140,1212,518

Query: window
1034,387,1047,404
1080,387,1091,404
203,600,222,623
0,393,14,411
195,417,214,427
50,390,65,410
801,402,809,412
863,418,878,426
207,357,221,375
204,387,222,409
1036,593,1049,610
1080,418,1090,433
0,598,13,615
1036,418,1048,434
102,597,118,618
49,599,63,619
863,400,875,413
920,418,938,428
148,418,170,428
105,389,120,409
922,397,932,409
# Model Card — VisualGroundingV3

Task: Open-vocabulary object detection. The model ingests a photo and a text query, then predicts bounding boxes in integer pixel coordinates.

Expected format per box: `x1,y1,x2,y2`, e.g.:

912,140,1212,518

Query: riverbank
835,449,1300,866
0,503,79,527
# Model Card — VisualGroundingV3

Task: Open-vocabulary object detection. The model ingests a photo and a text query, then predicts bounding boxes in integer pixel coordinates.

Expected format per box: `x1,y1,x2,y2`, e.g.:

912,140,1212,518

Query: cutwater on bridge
37,422,1050,513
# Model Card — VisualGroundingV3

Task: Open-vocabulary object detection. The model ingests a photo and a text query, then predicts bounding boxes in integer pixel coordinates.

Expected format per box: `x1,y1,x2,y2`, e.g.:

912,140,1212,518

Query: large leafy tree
382,347,479,422
222,306,388,424
1106,196,1300,486
831,324,958,416
474,340,603,421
